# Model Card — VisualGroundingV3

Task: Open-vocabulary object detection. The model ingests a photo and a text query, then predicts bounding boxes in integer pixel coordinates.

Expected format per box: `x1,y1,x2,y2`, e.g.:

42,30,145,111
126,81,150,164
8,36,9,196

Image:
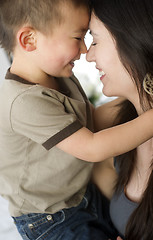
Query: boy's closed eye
74,35,86,41
75,37,82,40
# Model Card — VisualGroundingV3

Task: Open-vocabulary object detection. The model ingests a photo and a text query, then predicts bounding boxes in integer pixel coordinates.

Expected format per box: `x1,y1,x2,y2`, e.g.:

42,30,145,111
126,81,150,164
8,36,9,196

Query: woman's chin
102,88,113,97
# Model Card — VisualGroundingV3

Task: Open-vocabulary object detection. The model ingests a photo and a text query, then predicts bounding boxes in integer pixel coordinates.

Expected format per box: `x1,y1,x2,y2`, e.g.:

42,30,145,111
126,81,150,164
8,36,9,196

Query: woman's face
86,13,138,100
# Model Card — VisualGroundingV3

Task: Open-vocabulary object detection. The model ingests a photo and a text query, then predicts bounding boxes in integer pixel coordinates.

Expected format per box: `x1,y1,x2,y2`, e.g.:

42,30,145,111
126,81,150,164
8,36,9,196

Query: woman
87,0,153,239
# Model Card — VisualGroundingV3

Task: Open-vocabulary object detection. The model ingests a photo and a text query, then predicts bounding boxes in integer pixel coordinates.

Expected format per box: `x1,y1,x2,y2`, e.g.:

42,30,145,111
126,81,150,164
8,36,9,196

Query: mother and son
0,0,153,239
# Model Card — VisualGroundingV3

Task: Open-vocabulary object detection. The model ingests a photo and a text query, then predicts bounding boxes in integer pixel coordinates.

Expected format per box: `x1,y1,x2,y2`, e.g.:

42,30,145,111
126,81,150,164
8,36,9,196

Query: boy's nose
80,41,88,54
86,46,95,62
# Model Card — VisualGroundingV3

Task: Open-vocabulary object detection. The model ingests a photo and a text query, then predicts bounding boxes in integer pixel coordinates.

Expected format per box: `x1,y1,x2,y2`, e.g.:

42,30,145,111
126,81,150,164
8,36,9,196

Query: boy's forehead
62,3,89,24
64,8,89,32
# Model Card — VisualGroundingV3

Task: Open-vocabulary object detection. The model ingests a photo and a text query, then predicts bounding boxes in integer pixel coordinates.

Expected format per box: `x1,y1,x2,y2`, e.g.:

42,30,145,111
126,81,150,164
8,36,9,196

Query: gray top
110,188,138,236
110,159,138,236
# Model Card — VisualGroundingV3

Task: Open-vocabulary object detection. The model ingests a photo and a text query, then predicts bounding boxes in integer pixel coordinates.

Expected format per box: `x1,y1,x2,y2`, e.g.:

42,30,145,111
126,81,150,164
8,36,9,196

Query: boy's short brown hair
0,0,90,53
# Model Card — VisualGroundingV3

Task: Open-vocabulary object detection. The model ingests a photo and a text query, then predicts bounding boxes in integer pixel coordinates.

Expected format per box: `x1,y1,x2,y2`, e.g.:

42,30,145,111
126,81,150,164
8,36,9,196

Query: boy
0,0,153,239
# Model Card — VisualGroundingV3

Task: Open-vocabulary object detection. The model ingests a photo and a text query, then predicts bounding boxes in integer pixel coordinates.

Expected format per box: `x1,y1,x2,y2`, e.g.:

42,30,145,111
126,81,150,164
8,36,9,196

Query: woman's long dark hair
114,100,153,240
90,0,153,239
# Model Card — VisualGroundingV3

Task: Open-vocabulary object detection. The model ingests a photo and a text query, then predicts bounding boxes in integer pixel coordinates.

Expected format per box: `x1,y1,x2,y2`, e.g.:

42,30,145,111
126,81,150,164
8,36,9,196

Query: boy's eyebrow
74,28,88,34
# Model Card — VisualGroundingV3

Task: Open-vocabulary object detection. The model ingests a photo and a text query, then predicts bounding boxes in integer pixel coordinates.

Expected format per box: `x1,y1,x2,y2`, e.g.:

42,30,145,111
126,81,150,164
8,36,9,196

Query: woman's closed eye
92,42,97,46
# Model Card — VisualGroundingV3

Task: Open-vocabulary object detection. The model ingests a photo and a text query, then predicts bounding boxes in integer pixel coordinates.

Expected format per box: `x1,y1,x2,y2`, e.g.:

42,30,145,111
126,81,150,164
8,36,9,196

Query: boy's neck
10,60,59,90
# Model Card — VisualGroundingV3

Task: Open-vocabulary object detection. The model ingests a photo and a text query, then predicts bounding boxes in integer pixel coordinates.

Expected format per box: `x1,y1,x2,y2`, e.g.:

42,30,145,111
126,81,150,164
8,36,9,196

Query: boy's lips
69,57,80,67
69,61,75,67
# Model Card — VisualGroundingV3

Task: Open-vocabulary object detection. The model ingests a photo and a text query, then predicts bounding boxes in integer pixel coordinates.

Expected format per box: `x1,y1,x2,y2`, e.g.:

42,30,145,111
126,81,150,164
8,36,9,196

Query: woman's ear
17,27,37,52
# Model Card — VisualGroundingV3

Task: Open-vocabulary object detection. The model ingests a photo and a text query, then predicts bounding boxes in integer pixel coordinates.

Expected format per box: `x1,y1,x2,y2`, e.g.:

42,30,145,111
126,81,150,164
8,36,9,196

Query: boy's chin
61,70,74,78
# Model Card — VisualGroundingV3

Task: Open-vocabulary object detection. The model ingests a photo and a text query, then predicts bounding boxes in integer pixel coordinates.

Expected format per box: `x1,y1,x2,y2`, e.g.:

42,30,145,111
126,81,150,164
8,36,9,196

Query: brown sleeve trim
42,120,83,150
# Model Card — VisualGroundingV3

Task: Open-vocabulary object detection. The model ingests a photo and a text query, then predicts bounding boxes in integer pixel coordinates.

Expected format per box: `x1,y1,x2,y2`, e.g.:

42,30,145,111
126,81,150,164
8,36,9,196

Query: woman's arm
93,97,124,131
57,109,153,162
92,158,117,199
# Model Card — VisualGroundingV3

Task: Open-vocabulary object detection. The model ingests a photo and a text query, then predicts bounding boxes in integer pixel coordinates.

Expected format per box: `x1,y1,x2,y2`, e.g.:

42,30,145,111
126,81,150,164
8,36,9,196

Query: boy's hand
108,237,123,240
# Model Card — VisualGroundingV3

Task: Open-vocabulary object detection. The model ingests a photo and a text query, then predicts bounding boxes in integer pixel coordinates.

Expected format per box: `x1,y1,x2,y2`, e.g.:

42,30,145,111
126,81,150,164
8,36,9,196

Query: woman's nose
86,45,95,62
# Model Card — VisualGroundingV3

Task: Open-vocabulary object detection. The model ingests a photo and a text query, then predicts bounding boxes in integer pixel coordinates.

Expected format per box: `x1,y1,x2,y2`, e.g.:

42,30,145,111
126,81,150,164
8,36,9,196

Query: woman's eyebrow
89,30,98,36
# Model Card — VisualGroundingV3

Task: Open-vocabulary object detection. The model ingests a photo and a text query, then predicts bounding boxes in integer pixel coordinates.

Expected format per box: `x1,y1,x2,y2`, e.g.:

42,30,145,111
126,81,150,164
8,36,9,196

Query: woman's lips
99,70,106,81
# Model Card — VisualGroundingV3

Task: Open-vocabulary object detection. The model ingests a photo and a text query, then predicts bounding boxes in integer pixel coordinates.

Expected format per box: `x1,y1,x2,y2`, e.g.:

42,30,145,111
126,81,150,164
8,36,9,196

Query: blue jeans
12,183,119,240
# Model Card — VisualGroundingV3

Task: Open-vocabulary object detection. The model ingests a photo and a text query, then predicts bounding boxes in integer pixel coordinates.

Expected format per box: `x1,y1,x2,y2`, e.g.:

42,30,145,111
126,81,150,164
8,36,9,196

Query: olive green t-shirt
0,70,94,217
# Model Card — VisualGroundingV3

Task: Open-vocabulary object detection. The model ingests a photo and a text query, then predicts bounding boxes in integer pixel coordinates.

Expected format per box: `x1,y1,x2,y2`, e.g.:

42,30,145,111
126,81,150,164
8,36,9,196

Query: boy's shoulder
0,70,88,111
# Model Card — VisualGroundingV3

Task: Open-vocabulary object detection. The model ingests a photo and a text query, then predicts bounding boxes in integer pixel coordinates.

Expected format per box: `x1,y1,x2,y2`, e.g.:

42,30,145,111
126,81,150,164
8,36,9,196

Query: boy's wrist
142,109,153,133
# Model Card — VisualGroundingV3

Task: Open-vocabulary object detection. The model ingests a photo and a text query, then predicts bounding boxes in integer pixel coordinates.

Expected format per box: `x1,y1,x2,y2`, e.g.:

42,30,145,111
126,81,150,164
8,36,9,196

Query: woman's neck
136,138,153,172
128,93,152,116
126,138,153,202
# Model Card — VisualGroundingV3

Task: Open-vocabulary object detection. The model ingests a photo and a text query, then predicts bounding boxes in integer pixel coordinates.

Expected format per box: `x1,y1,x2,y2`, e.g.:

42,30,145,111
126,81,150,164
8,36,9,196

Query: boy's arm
93,97,124,131
92,158,117,200
57,109,153,162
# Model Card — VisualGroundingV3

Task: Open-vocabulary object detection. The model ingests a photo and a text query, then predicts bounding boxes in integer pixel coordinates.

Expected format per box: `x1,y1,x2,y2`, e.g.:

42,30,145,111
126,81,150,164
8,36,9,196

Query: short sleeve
10,87,83,149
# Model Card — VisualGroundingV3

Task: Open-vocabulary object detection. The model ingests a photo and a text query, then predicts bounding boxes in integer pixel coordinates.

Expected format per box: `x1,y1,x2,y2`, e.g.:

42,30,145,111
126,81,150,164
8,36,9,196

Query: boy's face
34,5,89,78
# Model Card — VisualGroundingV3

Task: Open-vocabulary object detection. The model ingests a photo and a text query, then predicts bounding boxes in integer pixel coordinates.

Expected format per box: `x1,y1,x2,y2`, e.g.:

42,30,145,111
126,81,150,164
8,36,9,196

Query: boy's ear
17,27,37,52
